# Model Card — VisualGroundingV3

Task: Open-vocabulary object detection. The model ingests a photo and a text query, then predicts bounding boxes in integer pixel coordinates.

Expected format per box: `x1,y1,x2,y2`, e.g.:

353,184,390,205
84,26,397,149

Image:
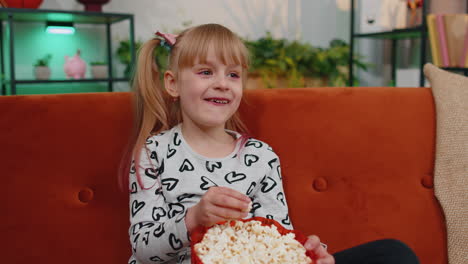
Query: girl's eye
199,70,212,75
229,72,240,78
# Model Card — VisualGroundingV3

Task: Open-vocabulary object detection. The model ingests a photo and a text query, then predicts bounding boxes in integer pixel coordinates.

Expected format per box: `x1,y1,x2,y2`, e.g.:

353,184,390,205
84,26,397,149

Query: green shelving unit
0,8,135,95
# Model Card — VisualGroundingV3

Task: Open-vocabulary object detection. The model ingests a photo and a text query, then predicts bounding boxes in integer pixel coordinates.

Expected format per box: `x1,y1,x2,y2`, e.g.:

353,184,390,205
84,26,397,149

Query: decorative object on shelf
380,0,408,30
116,39,143,78
335,0,356,11
90,61,108,79
3,0,43,8
407,0,423,27
360,0,384,33
77,0,110,12
34,54,52,80
64,50,86,79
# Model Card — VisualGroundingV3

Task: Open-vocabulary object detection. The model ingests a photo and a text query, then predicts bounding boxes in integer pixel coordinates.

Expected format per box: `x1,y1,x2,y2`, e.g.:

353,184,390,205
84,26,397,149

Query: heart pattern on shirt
131,200,145,217
145,168,158,179
225,171,247,184
178,253,186,263
131,182,138,194
153,223,165,238
179,159,195,172
149,255,164,262
260,176,278,193
206,161,222,172
200,176,218,190
250,202,261,213
277,192,285,206
244,154,259,166
173,132,181,146
161,178,179,191
152,207,167,221
157,159,165,175
169,233,183,250
150,150,158,162
167,252,178,258
167,144,177,159
246,140,263,148
282,214,290,226
132,234,139,253
168,203,185,219
177,193,195,202
246,182,256,196
142,231,150,245
132,222,154,235
268,158,278,169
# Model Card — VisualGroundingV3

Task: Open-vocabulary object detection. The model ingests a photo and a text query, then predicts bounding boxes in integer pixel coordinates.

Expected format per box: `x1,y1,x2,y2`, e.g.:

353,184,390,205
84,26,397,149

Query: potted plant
90,61,108,79
116,39,143,78
244,34,369,88
34,54,52,80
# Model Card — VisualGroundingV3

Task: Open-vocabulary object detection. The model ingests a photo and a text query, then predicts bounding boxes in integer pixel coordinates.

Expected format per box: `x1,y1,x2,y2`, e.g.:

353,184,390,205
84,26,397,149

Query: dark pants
333,239,419,264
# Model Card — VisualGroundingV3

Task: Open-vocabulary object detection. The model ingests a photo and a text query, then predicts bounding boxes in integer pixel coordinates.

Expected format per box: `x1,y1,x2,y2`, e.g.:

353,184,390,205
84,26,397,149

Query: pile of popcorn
194,220,312,264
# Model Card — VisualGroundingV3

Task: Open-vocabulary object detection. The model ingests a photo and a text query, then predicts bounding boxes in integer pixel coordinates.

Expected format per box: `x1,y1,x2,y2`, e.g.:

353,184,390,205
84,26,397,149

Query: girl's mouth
204,98,230,105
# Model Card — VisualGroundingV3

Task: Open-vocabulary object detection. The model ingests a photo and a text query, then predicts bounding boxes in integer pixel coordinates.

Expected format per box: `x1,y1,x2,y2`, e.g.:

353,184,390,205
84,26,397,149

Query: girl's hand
304,235,335,264
185,186,251,232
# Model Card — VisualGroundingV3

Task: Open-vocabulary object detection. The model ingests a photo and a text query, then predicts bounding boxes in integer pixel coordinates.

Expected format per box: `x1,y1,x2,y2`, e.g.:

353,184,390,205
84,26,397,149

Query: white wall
41,0,348,46
39,0,350,90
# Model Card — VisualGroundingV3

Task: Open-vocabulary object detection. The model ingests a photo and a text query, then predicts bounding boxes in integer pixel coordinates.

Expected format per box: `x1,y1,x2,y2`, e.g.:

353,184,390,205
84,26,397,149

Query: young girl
122,23,418,264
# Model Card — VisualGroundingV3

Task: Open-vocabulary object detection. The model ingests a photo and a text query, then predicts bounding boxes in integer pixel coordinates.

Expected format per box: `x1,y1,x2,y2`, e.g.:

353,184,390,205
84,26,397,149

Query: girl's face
166,47,243,130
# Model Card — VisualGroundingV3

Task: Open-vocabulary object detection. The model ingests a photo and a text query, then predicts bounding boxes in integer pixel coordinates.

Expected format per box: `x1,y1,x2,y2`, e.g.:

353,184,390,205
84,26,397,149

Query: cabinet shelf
353,26,424,40
11,78,130,84
0,8,130,24
348,0,428,87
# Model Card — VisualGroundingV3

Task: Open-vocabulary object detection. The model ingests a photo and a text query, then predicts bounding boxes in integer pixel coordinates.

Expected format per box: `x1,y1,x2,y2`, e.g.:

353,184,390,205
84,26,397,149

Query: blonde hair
119,24,250,191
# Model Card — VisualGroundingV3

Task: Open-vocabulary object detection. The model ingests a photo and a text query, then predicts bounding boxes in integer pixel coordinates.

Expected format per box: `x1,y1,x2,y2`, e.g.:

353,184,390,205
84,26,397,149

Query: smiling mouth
204,98,230,105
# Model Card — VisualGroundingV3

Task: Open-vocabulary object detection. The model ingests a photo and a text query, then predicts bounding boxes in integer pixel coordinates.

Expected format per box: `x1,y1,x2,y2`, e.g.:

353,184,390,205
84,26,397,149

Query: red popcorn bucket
190,216,316,264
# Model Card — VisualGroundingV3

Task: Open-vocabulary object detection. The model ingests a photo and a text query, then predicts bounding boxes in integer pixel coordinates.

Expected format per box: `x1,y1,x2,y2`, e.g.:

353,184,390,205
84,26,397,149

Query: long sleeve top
128,124,292,264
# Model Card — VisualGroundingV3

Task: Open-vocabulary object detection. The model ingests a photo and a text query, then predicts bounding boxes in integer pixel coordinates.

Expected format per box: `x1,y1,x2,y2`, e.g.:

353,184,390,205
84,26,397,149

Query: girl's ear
164,70,179,97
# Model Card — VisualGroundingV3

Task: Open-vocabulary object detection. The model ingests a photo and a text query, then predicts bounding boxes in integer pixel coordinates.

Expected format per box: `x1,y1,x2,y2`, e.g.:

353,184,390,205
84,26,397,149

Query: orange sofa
0,87,447,264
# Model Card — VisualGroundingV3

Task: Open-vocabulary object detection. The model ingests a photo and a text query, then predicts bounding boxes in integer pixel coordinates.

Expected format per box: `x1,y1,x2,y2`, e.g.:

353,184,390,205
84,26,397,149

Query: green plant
90,61,106,66
34,54,52,67
116,40,143,78
244,33,369,87
116,38,171,79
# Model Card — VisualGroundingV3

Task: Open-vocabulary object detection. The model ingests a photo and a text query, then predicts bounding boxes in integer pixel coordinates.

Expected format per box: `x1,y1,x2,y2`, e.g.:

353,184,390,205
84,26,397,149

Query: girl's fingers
209,203,249,220
316,255,335,264
209,187,251,212
217,186,251,203
305,235,334,264
305,235,320,251
211,193,251,212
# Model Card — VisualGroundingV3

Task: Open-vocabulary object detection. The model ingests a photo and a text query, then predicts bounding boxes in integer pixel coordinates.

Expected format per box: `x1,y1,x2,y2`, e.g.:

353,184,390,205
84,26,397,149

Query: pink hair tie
155,31,178,48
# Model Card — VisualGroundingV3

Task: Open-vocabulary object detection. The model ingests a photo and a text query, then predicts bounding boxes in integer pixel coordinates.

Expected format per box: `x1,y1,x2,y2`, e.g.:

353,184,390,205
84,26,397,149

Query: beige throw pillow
423,63,468,264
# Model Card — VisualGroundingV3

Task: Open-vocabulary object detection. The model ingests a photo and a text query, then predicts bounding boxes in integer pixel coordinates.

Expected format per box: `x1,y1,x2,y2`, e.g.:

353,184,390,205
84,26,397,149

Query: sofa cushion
424,63,468,264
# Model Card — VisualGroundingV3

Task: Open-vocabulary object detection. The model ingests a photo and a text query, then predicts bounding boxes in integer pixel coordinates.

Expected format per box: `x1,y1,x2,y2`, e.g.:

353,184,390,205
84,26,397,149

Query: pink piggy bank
64,50,86,79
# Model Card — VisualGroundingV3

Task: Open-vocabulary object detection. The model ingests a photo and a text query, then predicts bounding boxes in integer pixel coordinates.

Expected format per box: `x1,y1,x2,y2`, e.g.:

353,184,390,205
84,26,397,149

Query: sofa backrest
0,88,447,264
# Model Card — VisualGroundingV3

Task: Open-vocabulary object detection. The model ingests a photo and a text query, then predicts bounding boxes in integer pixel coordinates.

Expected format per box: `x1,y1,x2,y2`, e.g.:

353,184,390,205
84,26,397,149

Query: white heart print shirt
128,123,292,264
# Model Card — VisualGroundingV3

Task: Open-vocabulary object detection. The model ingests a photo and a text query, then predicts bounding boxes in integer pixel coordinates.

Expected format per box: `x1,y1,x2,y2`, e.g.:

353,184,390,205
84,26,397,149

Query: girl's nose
214,76,229,91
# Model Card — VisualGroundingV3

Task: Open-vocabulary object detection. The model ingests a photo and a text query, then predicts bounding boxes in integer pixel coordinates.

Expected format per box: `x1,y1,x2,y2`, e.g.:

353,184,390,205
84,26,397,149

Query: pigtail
118,38,170,191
